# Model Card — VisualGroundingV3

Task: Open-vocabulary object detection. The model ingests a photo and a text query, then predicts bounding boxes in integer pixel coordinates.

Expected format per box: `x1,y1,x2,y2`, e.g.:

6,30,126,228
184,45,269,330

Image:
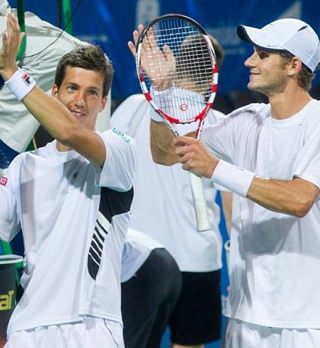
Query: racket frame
135,13,219,231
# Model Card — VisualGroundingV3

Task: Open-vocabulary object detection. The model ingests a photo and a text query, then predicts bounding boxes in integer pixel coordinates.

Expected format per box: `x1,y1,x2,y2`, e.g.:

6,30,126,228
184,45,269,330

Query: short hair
209,35,224,69
54,45,114,97
279,51,314,91
175,34,224,93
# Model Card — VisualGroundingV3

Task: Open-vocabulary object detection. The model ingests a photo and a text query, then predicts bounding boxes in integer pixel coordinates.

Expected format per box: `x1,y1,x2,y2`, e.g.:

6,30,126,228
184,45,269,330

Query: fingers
174,137,196,165
133,25,144,46
7,12,20,35
137,24,144,35
128,25,144,57
174,135,197,146
5,12,20,48
176,146,198,173
163,44,175,62
174,137,198,167
146,27,157,48
0,13,20,77
128,40,136,57
173,136,216,177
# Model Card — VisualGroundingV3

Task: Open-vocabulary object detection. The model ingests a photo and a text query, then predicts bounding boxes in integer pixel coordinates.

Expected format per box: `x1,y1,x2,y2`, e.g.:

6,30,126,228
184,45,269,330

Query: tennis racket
135,14,218,231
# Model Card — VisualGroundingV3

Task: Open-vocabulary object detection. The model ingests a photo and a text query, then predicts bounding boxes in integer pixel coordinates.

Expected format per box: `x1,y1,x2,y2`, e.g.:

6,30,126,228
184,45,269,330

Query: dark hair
175,34,224,95
54,45,114,97
279,51,314,91
209,35,224,69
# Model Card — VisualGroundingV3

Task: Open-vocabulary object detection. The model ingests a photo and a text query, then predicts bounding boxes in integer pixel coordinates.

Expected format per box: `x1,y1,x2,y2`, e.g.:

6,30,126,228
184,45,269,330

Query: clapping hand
0,13,23,80
128,24,176,90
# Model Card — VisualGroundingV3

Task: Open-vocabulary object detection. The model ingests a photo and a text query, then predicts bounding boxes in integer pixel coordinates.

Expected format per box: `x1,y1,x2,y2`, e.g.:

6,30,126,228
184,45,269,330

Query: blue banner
19,0,320,99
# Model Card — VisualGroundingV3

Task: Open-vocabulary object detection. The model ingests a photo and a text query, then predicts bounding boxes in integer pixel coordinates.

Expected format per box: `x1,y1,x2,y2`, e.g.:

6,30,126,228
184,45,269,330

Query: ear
51,84,59,98
287,57,303,77
99,95,108,113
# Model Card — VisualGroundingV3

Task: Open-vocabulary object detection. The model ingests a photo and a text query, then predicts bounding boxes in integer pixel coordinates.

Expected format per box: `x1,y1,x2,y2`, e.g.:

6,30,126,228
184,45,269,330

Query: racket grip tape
189,172,211,232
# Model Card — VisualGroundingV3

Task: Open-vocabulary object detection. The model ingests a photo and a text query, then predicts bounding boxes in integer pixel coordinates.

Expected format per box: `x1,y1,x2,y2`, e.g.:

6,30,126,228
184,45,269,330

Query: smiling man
148,18,320,348
0,14,135,348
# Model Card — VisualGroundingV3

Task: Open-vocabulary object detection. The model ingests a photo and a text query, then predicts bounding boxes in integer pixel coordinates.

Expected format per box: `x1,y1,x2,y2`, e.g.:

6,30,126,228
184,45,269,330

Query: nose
244,52,256,68
74,92,85,108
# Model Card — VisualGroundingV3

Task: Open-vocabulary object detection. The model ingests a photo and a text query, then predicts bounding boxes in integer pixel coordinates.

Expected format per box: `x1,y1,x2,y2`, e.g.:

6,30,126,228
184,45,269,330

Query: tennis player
149,18,320,348
125,31,228,347
0,14,135,348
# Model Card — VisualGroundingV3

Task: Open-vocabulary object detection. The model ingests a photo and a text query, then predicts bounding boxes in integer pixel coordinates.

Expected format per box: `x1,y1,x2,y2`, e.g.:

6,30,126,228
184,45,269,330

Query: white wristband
5,68,36,101
211,160,255,197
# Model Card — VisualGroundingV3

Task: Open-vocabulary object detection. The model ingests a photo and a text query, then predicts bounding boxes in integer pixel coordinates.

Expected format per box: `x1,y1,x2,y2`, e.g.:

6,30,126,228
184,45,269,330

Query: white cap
237,18,320,72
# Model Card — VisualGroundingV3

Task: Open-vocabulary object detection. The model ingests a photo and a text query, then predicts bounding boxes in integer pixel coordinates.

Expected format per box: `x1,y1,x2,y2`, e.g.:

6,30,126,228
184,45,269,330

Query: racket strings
140,19,215,123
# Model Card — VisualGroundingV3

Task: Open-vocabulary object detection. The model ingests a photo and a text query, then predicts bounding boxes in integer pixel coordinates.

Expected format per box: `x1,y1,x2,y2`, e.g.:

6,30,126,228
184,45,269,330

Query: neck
56,141,72,152
268,86,311,119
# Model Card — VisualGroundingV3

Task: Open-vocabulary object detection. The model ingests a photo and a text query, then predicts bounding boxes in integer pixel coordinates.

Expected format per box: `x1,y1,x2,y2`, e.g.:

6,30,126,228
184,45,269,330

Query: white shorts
4,317,124,348
225,319,320,348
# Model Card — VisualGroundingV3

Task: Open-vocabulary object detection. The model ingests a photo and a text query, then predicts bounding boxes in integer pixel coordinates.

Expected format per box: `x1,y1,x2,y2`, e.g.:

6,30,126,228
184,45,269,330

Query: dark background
15,0,320,113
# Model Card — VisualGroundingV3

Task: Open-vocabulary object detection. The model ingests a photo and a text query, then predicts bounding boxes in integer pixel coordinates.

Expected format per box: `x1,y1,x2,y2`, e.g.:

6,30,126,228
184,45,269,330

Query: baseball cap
237,18,320,72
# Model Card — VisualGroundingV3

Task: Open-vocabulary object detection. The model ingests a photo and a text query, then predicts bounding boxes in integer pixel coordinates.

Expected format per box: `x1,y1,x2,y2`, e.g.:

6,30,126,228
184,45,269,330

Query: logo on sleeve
0,176,8,186
112,127,134,144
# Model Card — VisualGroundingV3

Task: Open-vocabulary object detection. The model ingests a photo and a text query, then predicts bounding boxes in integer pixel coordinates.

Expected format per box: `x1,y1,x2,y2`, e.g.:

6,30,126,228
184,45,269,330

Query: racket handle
189,172,211,232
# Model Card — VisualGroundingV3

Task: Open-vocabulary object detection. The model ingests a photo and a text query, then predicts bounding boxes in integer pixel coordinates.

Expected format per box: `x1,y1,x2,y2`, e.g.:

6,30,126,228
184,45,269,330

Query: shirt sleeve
0,164,20,242
97,129,136,192
202,103,267,164
0,12,86,152
293,126,320,188
110,94,147,136
297,158,320,189
201,117,235,163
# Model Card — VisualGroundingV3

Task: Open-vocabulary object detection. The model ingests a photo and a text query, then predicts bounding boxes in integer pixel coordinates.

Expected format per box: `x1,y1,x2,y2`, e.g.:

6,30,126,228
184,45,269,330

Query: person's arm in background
0,14,108,167
0,9,88,153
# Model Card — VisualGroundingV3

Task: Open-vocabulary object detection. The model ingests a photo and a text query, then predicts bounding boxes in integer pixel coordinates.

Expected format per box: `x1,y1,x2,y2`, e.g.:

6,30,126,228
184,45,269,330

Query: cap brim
237,25,283,50
237,25,254,43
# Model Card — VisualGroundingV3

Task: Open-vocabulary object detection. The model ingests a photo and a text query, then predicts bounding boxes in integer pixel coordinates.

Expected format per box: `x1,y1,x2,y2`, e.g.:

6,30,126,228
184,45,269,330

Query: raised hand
128,24,176,90
0,13,23,80
127,24,143,57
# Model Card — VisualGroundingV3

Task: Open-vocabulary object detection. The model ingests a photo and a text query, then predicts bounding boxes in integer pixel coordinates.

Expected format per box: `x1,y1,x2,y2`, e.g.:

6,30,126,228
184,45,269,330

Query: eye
66,85,77,92
87,89,99,96
258,51,269,59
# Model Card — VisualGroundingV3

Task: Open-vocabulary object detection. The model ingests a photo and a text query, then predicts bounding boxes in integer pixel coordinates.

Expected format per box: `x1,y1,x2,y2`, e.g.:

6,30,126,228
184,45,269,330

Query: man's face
52,66,107,130
244,47,291,96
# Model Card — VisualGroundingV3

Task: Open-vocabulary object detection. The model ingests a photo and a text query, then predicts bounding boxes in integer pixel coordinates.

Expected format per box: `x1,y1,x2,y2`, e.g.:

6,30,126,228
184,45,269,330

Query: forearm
23,85,81,145
247,176,319,217
210,160,319,217
150,120,178,165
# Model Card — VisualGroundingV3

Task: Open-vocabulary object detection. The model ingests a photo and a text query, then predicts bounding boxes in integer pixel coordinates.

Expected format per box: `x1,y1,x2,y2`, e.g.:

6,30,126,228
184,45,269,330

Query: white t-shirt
111,94,223,272
0,129,136,333
121,228,164,282
202,100,320,328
